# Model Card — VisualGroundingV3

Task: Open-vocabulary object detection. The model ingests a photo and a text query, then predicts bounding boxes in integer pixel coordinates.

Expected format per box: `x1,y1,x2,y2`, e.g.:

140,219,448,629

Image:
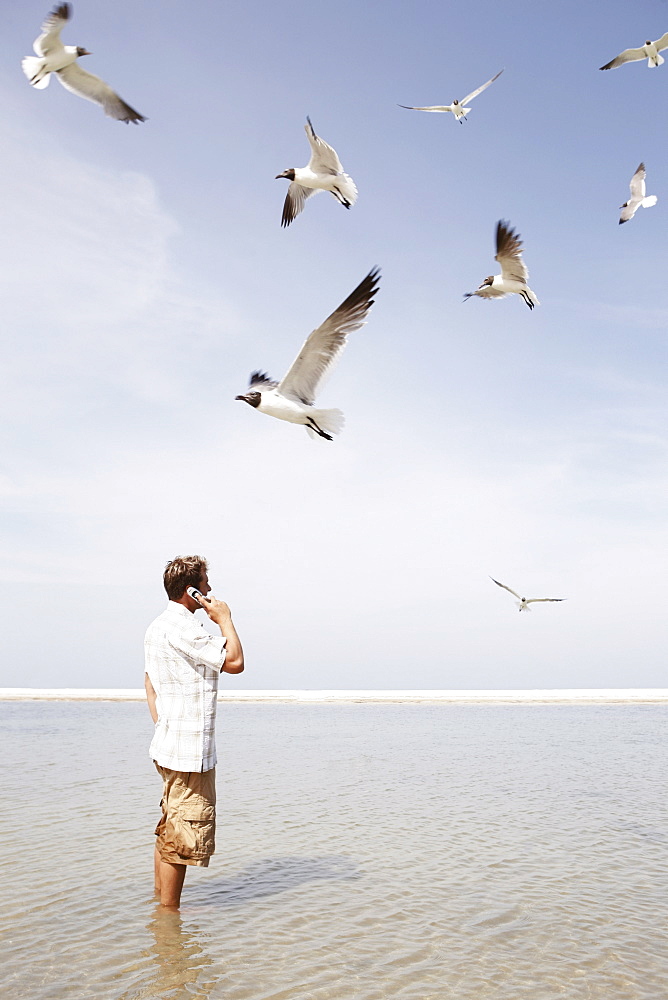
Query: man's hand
198,594,232,627
198,595,244,673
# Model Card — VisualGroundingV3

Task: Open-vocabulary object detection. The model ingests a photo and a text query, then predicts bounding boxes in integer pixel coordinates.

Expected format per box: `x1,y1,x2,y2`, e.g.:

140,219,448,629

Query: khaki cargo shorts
154,762,216,867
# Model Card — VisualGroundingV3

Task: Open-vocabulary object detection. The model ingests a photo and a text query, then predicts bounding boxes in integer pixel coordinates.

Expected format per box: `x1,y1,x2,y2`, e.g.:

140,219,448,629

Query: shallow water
2,701,667,999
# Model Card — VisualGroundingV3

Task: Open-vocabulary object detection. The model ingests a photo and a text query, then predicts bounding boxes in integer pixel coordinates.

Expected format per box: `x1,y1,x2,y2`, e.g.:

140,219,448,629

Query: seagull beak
275,171,289,180
235,395,247,401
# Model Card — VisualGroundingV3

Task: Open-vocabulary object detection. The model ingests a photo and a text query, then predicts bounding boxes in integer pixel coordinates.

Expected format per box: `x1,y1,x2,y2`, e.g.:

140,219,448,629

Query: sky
1,0,667,690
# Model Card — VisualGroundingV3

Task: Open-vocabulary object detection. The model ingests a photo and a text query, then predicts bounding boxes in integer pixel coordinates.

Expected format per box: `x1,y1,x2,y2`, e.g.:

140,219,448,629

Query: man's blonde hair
163,555,208,600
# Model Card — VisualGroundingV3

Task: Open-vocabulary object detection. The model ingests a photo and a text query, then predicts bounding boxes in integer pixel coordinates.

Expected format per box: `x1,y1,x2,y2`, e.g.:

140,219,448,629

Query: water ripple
2,702,668,999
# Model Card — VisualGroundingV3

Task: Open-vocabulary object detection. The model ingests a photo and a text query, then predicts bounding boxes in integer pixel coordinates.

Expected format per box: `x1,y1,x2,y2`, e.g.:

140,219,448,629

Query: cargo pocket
172,803,216,859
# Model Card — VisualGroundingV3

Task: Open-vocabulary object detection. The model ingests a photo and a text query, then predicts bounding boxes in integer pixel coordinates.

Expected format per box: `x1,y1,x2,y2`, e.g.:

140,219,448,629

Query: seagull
619,163,657,224
464,220,539,310
276,117,358,227
398,69,503,123
600,32,668,69
490,577,565,613
22,3,145,123
235,269,380,440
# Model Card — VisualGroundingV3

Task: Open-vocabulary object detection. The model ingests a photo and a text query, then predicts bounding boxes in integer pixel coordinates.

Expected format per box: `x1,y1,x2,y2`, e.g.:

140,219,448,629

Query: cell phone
186,586,204,602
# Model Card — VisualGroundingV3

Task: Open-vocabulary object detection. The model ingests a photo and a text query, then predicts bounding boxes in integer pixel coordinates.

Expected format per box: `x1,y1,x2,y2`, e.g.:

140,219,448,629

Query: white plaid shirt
145,602,227,771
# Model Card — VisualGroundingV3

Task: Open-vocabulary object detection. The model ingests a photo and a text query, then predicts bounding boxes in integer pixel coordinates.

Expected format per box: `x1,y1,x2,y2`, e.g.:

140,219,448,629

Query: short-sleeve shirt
145,602,227,772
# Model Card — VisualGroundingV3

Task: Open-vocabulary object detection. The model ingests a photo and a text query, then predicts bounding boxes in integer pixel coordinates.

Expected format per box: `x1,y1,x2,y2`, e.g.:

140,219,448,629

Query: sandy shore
1,688,668,703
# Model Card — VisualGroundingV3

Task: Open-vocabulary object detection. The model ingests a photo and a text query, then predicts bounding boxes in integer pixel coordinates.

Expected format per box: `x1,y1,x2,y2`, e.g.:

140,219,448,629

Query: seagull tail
642,195,658,208
304,408,345,441
651,53,665,67
22,57,50,88
335,174,358,208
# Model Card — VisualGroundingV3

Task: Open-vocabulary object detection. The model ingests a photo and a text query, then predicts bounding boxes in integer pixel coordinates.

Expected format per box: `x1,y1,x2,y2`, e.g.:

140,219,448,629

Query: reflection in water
127,905,216,1000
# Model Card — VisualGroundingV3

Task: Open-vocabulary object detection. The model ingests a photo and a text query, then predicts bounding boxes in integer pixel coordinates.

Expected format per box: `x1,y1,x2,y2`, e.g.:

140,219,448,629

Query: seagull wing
654,31,668,52
305,117,344,174
490,577,521,600
460,69,504,105
281,182,317,227
495,220,529,284
248,371,279,391
278,268,381,406
471,285,508,299
629,163,646,199
56,63,145,121
619,203,636,224
599,46,646,70
34,3,70,56
525,598,565,604
397,104,451,112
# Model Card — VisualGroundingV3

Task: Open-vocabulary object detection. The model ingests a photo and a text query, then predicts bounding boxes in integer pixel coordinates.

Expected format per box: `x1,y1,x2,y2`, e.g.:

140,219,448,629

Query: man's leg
154,845,162,894
158,857,187,908
152,764,214,908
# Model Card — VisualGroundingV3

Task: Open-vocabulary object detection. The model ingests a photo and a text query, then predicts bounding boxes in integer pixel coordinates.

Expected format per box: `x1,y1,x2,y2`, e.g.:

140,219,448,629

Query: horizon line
2,687,668,705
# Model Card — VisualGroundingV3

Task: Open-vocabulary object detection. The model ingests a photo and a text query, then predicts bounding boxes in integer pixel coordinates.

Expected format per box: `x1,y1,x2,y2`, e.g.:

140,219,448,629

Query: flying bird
600,32,668,69
22,3,145,123
619,163,657,224
464,220,539,310
398,69,503,123
235,269,380,440
490,577,565,613
276,117,358,227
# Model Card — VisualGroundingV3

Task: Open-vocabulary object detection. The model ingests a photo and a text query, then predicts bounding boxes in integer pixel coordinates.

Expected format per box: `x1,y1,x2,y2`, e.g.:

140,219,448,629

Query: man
144,555,244,908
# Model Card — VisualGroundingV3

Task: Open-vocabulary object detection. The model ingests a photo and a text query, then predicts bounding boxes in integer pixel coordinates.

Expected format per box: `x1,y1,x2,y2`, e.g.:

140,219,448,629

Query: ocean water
2,700,667,999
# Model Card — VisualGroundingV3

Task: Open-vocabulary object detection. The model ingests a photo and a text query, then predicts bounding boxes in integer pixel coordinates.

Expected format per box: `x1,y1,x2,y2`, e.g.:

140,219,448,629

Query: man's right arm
145,672,158,723
201,598,245,674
